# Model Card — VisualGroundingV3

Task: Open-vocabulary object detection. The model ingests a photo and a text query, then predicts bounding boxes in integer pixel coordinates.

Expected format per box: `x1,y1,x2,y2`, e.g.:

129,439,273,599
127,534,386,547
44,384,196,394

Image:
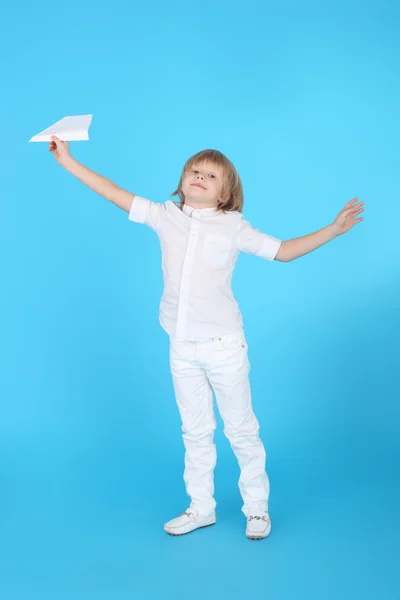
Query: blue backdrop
1,0,399,598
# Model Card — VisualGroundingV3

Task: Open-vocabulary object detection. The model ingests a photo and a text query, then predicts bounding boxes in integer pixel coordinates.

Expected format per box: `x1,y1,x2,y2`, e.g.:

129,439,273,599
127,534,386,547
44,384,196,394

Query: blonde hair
169,149,244,214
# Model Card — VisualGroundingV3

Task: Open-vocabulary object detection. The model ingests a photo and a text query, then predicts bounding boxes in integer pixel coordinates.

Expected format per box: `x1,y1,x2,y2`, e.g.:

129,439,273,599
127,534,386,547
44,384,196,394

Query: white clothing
169,327,270,517
128,196,282,341
128,196,279,518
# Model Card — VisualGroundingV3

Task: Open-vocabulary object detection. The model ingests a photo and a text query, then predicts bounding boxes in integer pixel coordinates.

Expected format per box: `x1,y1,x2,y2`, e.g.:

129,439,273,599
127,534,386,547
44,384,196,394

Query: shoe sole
164,522,216,536
246,528,271,540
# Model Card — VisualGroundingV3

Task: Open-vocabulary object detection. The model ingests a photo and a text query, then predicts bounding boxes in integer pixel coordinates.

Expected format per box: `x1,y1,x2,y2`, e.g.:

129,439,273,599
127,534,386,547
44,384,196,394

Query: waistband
170,326,245,344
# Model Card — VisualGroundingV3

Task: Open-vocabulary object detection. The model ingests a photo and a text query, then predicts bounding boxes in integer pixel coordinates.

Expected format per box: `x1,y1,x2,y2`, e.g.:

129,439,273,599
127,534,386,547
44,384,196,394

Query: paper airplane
29,114,93,142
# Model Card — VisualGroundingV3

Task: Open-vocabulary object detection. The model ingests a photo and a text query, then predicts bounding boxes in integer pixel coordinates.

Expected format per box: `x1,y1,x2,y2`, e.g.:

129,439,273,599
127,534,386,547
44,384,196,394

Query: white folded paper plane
29,114,93,142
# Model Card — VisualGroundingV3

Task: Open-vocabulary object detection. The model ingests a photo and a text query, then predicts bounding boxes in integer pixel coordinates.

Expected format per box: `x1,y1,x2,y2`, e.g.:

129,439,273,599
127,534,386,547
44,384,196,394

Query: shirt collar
181,203,219,217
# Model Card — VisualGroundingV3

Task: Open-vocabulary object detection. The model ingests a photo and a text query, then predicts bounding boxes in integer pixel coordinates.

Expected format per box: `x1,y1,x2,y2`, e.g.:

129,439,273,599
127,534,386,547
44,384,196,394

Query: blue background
1,0,399,598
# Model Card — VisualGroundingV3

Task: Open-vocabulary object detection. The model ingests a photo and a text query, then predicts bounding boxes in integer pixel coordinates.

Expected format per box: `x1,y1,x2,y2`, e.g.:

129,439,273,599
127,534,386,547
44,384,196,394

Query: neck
183,198,218,209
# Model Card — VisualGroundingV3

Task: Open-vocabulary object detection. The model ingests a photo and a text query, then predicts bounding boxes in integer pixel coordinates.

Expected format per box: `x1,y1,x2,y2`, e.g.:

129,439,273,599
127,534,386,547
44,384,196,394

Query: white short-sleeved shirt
128,196,282,341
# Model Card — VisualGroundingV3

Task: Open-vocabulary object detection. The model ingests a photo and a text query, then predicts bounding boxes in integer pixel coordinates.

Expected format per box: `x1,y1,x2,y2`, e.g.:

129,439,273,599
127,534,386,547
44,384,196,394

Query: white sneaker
246,512,272,540
164,508,216,536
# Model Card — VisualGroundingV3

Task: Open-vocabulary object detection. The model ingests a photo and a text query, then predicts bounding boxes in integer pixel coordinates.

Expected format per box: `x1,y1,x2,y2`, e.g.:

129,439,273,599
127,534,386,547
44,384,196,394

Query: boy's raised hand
331,197,365,236
48,135,71,166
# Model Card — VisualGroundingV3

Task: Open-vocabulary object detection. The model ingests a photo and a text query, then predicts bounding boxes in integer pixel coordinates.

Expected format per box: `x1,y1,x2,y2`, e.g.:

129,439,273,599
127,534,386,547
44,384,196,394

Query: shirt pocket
202,233,232,267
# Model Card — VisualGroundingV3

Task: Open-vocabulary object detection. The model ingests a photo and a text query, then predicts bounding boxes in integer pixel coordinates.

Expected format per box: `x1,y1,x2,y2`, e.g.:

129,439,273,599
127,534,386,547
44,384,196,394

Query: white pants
169,327,270,518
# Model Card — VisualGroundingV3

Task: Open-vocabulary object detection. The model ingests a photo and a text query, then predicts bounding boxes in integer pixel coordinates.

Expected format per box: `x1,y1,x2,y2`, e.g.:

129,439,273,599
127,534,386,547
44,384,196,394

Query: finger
345,202,364,215
342,208,354,217
346,197,358,207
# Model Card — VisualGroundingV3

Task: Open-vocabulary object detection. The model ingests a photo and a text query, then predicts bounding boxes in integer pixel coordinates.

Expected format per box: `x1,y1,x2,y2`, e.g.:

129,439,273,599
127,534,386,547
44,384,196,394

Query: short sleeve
128,195,166,233
237,218,282,261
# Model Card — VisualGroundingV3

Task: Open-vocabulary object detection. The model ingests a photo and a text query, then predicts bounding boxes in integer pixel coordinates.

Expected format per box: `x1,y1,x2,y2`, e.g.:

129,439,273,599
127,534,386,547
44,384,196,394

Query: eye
192,169,215,178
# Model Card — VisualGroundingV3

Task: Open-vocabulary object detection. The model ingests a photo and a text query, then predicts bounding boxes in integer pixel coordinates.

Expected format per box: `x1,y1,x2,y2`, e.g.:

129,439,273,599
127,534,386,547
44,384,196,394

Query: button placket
176,221,201,338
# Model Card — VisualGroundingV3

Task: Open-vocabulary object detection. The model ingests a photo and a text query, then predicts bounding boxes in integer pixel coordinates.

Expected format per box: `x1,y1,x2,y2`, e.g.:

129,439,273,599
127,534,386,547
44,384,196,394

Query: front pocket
218,331,247,351
202,233,231,267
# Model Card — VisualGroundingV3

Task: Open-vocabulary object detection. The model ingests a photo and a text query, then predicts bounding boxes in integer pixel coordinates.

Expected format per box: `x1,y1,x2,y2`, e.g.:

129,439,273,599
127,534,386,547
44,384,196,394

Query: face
180,161,225,208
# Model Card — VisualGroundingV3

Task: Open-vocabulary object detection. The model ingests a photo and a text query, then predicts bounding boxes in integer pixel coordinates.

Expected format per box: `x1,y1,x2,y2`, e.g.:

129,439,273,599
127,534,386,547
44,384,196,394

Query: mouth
191,183,205,189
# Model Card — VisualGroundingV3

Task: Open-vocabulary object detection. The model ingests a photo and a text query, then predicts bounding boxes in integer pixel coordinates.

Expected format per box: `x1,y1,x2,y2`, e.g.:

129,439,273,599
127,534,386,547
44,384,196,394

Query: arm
276,225,336,262
276,197,365,262
62,155,134,212
237,218,282,261
48,135,134,213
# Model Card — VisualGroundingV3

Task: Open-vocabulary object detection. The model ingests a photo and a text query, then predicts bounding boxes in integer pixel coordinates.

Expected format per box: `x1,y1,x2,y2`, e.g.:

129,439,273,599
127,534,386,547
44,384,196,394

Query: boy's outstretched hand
48,135,71,166
331,197,364,236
